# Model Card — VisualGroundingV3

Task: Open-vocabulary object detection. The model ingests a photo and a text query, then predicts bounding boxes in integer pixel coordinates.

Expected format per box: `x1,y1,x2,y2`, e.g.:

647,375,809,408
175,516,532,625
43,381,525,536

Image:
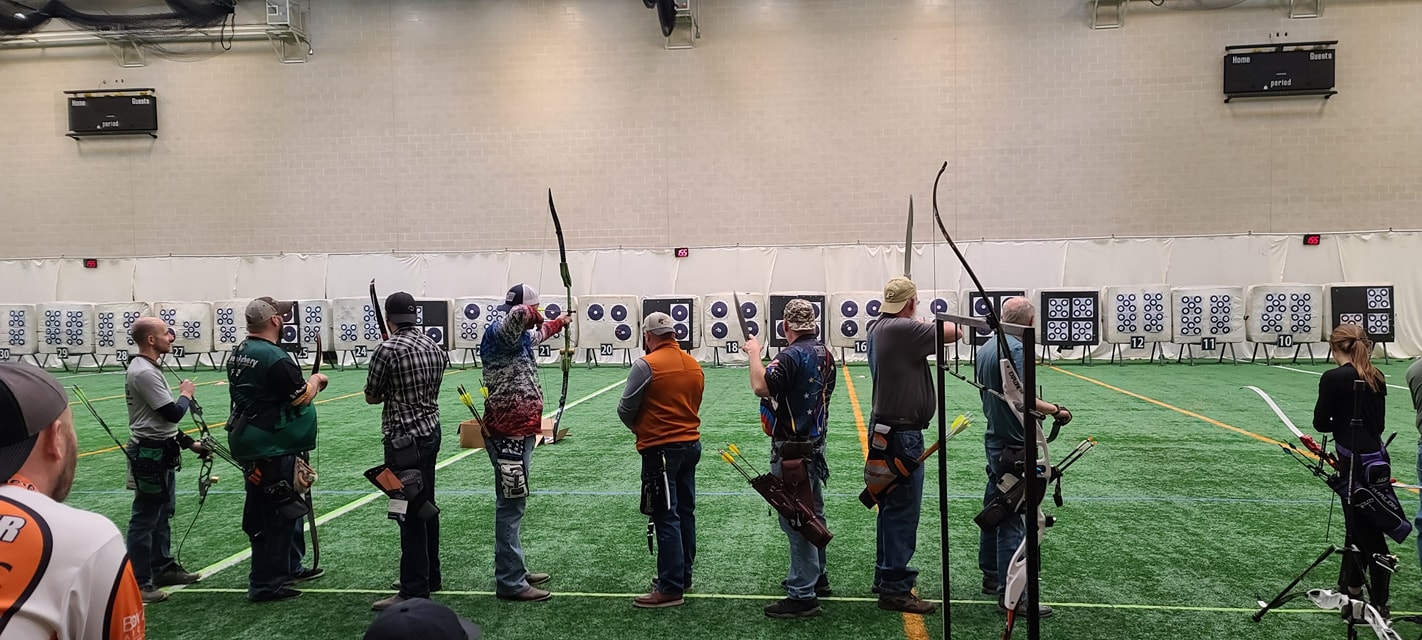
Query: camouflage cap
782,299,818,333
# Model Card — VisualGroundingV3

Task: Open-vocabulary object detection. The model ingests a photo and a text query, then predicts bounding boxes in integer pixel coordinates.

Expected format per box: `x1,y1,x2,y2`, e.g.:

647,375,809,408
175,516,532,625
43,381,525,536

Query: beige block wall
0,0,1417,259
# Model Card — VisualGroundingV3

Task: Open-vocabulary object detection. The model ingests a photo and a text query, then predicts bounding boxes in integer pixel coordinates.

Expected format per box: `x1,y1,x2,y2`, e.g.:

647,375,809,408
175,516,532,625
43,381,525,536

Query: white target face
1102,285,1172,345
155,302,214,355
297,300,332,348
38,303,94,356
829,291,883,350
1367,287,1390,310
702,292,765,355
1246,285,1324,344
94,302,150,358
211,300,246,353
580,295,641,355
331,297,382,352
453,297,505,351
0,305,37,358
1171,287,1244,344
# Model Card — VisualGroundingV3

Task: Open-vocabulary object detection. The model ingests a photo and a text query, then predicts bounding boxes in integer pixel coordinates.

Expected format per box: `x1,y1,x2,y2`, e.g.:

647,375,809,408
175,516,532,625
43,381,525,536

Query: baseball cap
782,299,818,333
386,292,419,326
0,364,70,481
363,598,481,640
879,277,917,315
245,297,294,326
498,284,540,312
643,312,676,336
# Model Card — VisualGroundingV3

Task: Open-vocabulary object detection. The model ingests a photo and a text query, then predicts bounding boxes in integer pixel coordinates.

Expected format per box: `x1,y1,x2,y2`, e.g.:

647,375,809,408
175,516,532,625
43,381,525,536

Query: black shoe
1376,604,1391,621
249,587,302,603
879,592,938,615
781,575,832,597
764,597,822,618
285,567,324,585
981,576,1000,595
997,598,1054,619
390,580,443,593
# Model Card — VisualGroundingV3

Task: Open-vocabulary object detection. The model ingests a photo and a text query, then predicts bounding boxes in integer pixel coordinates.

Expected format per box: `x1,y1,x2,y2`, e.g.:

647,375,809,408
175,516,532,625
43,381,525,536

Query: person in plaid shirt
365,292,449,612
477,284,572,602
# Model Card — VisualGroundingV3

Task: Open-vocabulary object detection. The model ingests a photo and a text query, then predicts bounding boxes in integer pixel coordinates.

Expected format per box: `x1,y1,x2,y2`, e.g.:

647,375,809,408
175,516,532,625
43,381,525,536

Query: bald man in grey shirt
124,317,205,602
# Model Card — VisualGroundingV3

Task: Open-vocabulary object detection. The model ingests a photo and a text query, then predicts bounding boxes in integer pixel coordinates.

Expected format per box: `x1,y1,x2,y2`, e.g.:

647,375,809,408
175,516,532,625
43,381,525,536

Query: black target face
710,301,728,318
611,305,629,321
674,324,689,340
931,298,949,314
670,304,690,322
841,301,859,318
424,327,445,344
741,302,758,319
464,304,481,320
973,297,992,315
711,322,728,339
840,320,858,337
280,325,299,343
545,303,563,320
746,320,761,337
866,300,882,316
615,324,633,341
588,304,605,321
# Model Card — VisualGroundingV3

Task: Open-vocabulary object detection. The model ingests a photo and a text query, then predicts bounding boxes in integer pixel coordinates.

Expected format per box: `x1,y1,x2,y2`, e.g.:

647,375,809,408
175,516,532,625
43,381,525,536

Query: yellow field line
839,365,929,640
67,379,225,406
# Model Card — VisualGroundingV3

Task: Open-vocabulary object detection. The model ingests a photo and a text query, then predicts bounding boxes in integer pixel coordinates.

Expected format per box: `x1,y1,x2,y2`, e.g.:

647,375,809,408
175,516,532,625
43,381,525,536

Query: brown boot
633,590,685,609
878,592,938,615
497,586,552,602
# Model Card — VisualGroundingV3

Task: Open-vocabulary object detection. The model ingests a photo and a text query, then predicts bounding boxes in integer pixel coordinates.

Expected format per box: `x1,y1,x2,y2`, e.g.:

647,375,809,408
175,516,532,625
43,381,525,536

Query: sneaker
526,572,551,587
153,565,200,587
249,587,302,603
982,575,1000,595
997,598,1054,619
140,585,169,604
781,575,833,597
372,593,411,612
390,580,443,593
286,567,325,585
764,597,822,618
879,592,938,615
633,590,685,609
650,578,693,592
496,586,551,602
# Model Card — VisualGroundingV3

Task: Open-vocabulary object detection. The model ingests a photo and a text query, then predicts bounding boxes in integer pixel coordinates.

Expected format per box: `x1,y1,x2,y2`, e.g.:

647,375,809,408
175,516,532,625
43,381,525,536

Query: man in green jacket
227,297,329,602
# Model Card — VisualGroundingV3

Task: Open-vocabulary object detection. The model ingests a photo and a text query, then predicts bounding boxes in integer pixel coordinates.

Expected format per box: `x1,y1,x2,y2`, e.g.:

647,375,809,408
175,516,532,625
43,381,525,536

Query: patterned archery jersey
478,304,571,438
0,481,145,640
761,334,836,440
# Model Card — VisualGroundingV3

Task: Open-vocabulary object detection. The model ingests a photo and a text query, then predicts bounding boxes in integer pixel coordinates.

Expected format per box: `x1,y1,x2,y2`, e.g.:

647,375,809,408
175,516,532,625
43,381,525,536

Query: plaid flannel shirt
365,326,449,439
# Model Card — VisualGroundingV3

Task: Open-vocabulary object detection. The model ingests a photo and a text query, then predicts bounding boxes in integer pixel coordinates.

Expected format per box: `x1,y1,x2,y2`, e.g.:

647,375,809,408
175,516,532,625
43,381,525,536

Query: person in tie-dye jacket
477,283,573,602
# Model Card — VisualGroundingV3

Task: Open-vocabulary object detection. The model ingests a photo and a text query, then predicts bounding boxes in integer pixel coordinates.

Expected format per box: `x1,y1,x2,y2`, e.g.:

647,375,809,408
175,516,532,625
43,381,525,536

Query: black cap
386,292,418,326
363,598,481,640
0,364,70,481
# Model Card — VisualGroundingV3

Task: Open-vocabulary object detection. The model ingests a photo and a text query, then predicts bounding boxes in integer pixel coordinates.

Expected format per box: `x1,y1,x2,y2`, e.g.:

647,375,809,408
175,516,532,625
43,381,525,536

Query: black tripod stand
1253,380,1403,640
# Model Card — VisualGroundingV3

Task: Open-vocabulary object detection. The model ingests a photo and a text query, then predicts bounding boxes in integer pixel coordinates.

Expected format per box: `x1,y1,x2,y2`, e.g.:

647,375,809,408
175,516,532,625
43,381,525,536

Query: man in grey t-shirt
124,316,205,602
864,277,960,615
1408,358,1422,576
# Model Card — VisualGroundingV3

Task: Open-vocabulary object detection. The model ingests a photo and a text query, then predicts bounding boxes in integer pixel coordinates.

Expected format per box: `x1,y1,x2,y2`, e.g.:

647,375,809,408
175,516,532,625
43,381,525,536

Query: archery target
579,295,641,357
1171,287,1245,346
829,291,882,352
960,290,1026,346
642,296,699,351
331,297,382,356
37,303,94,358
155,302,214,358
297,300,332,352
768,293,826,348
412,299,453,351
94,302,150,362
453,297,506,351
534,296,581,364
211,300,247,353
1325,283,1394,343
1102,285,1172,346
1245,285,1324,345
0,304,37,361
702,292,765,355
914,289,962,324
275,301,302,353
1036,289,1100,348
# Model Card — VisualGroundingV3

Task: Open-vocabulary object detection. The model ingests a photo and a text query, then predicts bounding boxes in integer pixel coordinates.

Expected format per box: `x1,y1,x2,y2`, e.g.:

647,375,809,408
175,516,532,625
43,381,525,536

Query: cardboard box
541,417,569,445
458,419,486,450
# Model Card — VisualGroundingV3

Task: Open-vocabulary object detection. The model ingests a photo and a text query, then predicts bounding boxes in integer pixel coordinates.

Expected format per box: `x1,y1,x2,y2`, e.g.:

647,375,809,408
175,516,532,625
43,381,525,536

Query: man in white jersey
124,317,206,603
0,363,146,639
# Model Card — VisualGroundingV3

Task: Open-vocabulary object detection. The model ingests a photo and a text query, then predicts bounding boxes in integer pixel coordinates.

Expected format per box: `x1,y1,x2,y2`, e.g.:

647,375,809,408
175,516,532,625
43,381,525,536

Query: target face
829,291,882,350
702,293,765,354
454,297,505,351
1102,285,1172,346
212,300,245,353
768,293,825,348
579,295,641,356
642,297,699,351
412,299,452,350
156,302,214,356
962,290,1026,346
1328,284,1394,343
38,304,94,355
1246,286,1324,344
1171,287,1244,345
1038,291,1099,348
276,300,303,353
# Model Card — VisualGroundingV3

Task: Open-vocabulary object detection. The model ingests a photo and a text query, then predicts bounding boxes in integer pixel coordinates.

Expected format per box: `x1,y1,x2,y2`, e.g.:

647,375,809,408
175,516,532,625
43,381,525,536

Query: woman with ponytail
1313,323,1394,617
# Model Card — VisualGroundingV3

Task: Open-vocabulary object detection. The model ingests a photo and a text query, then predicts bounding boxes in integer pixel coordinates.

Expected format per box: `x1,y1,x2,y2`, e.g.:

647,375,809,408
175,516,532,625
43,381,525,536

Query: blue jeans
486,436,536,595
979,439,1025,595
874,429,925,594
772,446,826,600
242,454,306,599
644,441,700,596
126,467,177,588
386,431,442,598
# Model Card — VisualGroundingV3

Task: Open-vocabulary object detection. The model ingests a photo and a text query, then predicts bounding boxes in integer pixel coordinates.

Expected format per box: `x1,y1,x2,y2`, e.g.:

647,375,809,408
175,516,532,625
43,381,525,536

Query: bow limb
904,196,913,279
548,189,572,439
1306,590,1402,640
1241,385,1333,465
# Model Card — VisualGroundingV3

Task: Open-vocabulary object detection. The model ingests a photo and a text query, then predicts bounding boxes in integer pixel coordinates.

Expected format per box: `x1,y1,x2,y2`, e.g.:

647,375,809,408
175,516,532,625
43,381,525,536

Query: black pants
385,431,442,598
1340,507,1392,606
242,454,306,599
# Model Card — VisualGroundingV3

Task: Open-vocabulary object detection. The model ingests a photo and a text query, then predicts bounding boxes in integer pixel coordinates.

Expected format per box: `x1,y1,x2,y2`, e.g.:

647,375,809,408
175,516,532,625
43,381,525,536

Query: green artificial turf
56,356,1422,639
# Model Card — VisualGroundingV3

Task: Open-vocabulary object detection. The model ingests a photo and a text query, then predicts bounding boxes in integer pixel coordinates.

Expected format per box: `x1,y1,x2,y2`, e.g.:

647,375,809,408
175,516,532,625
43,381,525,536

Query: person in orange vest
618,312,705,609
